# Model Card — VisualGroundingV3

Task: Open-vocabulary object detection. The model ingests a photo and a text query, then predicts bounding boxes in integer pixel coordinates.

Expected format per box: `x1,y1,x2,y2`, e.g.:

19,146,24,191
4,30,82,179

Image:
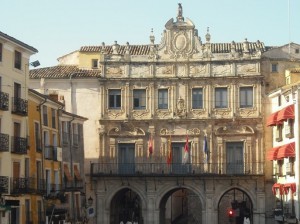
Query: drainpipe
68,115,76,221
37,96,47,221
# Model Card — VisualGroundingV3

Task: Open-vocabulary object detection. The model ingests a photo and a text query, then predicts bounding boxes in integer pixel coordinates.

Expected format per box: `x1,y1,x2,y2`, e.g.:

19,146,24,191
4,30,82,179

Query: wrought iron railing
0,133,9,152
91,162,264,177
0,91,9,111
44,145,58,160
11,136,27,154
11,97,28,116
63,179,84,190
0,176,9,194
11,177,46,194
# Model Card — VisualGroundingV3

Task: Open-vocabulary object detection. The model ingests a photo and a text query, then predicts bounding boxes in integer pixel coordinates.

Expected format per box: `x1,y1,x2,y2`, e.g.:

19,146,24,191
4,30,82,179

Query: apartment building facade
266,68,300,224
0,31,38,223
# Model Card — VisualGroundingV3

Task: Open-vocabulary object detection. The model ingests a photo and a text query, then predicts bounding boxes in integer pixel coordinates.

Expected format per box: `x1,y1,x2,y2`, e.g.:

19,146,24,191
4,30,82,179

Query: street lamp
88,196,93,207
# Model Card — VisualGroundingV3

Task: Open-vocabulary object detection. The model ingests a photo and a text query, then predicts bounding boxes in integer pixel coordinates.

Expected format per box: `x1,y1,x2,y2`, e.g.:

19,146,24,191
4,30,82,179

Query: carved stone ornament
156,109,172,118
176,97,186,117
187,128,200,135
107,109,125,118
215,125,254,135
108,126,145,137
239,108,256,116
106,66,123,75
132,110,150,118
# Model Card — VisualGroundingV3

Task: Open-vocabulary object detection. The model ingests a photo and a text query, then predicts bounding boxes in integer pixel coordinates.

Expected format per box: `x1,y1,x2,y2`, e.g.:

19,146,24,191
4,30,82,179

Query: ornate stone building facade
30,4,273,224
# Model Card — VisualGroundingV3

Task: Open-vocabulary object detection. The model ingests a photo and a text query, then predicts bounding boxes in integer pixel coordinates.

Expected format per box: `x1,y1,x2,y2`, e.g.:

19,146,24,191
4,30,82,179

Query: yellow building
0,31,38,223
28,89,66,223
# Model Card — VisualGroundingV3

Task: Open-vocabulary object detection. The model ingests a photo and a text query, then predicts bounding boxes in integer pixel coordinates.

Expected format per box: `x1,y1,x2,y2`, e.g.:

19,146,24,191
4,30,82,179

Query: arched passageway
159,188,202,224
110,188,143,224
218,188,253,224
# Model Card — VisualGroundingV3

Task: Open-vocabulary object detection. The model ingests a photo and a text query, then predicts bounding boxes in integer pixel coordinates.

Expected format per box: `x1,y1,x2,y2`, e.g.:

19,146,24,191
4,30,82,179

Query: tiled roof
30,65,101,79
80,45,152,55
0,31,38,53
80,42,266,55
211,42,266,53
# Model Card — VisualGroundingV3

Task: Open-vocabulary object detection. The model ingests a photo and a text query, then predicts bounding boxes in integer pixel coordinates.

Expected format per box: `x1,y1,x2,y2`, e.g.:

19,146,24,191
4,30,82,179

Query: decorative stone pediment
215,125,254,136
108,125,145,137
157,4,202,59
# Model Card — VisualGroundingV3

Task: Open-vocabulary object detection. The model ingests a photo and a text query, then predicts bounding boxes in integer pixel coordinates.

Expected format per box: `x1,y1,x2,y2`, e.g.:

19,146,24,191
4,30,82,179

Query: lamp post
86,196,94,224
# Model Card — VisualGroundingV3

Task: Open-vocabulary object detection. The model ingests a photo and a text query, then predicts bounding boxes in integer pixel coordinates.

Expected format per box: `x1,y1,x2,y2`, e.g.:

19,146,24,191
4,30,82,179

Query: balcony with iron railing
63,178,84,191
11,136,27,154
0,91,9,111
0,133,9,152
91,162,264,177
0,176,9,194
44,146,58,160
11,177,46,195
11,97,28,116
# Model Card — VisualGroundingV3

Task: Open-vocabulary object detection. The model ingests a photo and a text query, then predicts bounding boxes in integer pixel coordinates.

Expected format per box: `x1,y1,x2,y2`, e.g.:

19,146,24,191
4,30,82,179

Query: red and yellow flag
148,135,153,155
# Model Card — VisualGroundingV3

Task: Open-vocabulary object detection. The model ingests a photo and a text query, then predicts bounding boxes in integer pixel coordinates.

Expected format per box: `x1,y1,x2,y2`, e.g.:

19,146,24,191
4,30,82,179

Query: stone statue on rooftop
177,3,184,22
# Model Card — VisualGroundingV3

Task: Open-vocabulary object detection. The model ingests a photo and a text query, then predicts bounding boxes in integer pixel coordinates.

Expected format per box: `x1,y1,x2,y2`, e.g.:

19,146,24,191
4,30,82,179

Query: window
14,50,22,70
43,105,48,126
158,89,168,109
285,119,294,138
240,86,253,108
0,43,2,62
14,82,21,98
271,63,278,73
286,157,295,176
192,88,203,109
92,59,98,69
61,121,68,145
215,87,228,108
276,160,283,176
276,125,283,142
34,122,41,152
72,123,79,146
51,108,56,128
278,95,281,106
295,49,299,54
133,89,146,110
109,89,121,109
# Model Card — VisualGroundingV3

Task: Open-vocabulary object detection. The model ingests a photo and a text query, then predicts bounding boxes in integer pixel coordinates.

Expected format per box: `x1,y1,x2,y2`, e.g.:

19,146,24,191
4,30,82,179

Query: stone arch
104,185,147,210
215,187,254,224
212,185,256,211
155,183,205,209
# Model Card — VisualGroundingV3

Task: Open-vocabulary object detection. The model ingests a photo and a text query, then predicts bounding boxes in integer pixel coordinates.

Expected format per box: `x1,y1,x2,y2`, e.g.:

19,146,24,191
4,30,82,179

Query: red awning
267,146,281,161
266,111,279,127
277,104,294,122
277,142,295,159
272,183,284,195
283,183,296,195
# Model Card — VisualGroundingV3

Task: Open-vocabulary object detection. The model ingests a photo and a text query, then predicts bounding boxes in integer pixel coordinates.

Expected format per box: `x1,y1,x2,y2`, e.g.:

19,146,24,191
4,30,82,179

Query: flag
183,135,189,164
203,135,208,163
148,135,153,155
167,135,172,165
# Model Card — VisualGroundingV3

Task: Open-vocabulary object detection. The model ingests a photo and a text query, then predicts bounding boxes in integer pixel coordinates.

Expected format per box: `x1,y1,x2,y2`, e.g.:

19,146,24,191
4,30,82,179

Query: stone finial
205,27,211,43
243,38,249,53
112,41,119,54
101,42,105,53
125,42,130,54
177,3,184,22
150,28,155,44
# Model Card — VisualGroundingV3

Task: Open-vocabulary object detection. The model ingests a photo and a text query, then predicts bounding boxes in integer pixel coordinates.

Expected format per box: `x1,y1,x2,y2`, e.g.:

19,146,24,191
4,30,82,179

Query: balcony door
226,142,244,174
118,144,135,174
172,143,190,174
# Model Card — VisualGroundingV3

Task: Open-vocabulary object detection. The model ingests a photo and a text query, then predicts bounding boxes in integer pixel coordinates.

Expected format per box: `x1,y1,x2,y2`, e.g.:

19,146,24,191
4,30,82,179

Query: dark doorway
218,188,252,224
159,188,202,224
110,188,142,224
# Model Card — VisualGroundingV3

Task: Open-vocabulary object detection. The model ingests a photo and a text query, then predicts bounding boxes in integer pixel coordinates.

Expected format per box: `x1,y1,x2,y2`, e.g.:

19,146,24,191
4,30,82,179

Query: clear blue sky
1,0,299,68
